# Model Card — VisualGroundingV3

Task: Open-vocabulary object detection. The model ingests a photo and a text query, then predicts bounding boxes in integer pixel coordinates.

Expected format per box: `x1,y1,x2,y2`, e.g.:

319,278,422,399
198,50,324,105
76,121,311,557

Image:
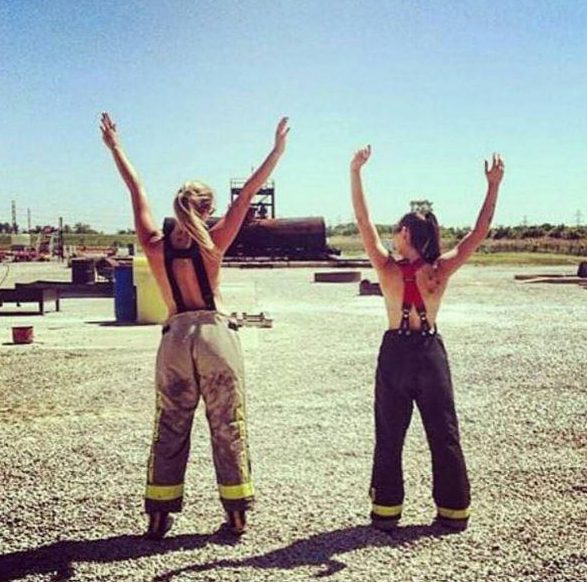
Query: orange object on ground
12,326,34,344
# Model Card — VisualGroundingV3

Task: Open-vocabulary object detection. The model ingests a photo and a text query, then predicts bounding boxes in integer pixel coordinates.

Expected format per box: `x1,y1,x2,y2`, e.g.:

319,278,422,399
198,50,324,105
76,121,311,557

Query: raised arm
211,117,289,254
350,145,389,270
100,113,159,249
440,153,505,275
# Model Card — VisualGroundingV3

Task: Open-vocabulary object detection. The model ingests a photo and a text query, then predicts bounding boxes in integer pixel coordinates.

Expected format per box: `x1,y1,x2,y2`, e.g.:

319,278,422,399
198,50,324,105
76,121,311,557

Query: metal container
71,258,96,284
207,216,335,259
133,257,167,324
12,326,34,344
114,265,137,322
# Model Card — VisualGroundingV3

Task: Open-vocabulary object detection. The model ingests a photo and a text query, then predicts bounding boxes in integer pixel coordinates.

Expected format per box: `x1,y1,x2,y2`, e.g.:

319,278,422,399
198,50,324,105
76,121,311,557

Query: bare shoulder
433,255,455,283
141,230,164,257
375,253,400,281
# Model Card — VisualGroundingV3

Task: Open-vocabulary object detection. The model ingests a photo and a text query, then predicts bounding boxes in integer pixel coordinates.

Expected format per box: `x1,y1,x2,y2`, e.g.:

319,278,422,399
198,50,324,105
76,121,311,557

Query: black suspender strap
190,242,217,311
397,258,435,336
163,218,188,313
162,217,217,312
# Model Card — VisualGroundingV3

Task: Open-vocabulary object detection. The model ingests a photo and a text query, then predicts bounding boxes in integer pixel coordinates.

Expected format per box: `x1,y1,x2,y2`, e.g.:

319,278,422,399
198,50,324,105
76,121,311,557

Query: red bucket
12,326,34,344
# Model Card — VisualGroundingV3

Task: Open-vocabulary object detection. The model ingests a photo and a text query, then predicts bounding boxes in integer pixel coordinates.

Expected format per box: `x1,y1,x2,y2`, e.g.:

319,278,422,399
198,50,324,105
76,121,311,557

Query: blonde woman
101,113,289,539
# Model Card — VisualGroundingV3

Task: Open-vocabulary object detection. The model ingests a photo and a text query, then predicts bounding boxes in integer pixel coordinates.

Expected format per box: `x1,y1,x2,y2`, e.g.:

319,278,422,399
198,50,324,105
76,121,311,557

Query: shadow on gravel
86,320,158,327
0,529,239,582
0,312,41,317
153,523,458,580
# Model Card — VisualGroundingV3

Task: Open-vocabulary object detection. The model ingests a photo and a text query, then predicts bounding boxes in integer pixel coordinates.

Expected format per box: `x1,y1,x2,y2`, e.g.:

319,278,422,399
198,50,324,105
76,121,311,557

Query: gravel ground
0,261,586,582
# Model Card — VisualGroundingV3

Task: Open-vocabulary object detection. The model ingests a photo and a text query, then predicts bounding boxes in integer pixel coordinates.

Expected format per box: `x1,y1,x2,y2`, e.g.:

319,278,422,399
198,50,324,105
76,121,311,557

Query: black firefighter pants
370,331,470,523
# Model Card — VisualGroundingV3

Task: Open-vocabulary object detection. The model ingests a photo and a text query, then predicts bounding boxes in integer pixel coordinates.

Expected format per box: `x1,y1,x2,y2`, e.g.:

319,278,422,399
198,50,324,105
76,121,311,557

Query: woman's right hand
351,145,372,171
100,112,121,150
485,153,505,187
274,117,290,156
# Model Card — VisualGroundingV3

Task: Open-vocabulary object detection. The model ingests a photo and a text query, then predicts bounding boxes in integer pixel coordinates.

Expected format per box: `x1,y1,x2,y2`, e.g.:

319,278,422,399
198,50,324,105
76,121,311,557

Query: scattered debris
516,276,584,285
95,257,133,282
515,263,587,284
314,271,362,283
514,273,568,280
230,311,273,328
359,279,382,296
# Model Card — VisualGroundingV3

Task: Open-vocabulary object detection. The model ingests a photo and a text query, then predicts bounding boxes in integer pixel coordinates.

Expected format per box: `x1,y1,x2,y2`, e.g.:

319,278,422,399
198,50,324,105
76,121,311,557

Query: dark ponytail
398,211,441,264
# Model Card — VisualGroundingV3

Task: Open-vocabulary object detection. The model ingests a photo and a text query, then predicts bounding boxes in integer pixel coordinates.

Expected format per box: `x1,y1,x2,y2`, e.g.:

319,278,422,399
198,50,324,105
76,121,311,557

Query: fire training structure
210,180,339,261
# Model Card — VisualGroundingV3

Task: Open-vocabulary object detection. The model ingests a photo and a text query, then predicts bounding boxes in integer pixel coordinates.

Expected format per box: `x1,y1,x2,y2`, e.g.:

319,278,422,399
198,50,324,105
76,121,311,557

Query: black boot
145,512,174,540
370,512,400,532
434,515,468,532
226,509,247,535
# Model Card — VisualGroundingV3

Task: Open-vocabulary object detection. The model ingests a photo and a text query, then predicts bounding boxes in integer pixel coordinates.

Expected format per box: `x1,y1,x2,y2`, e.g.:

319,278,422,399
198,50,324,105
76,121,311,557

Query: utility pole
27,208,31,232
57,216,64,261
575,209,583,227
11,200,18,233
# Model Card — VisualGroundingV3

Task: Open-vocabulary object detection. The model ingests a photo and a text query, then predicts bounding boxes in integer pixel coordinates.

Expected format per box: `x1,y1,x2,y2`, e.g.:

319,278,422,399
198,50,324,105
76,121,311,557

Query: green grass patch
467,252,582,266
328,235,583,266
0,233,137,249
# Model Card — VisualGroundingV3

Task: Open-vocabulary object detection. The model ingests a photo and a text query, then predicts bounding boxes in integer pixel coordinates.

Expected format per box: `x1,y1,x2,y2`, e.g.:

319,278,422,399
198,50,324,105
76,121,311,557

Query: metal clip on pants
145,311,253,513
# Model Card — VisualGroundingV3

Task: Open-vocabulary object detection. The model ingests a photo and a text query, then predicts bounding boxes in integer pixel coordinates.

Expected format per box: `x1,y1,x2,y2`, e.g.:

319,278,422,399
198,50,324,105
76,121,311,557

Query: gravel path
0,262,585,581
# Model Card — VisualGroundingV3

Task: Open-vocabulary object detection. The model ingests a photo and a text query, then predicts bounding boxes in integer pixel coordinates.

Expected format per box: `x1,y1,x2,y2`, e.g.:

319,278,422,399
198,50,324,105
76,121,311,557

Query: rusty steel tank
208,216,339,260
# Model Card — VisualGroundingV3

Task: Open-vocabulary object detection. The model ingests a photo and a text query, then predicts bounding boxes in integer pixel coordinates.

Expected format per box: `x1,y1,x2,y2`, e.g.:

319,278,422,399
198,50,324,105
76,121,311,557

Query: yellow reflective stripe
218,482,254,500
437,506,470,519
372,503,402,517
148,406,163,483
145,483,184,501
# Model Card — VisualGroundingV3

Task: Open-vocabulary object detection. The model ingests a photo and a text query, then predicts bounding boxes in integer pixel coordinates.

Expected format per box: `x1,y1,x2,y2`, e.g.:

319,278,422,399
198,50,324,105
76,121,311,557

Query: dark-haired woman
101,113,289,538
350,145,504,531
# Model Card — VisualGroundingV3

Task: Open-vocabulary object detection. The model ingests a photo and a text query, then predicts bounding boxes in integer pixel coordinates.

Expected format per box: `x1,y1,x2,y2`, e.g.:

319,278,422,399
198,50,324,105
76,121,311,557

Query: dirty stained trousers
145,310,253,513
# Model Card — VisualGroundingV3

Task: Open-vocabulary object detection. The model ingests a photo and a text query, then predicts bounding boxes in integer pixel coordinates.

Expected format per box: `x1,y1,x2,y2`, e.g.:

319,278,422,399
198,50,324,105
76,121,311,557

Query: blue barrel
114,265,137,322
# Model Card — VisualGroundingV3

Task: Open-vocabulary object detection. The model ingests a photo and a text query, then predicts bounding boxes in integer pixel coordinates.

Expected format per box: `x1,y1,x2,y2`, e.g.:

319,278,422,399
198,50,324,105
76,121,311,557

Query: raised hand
351,145,372,171
100,112,120,150
485,153,505,187
274,117,290,156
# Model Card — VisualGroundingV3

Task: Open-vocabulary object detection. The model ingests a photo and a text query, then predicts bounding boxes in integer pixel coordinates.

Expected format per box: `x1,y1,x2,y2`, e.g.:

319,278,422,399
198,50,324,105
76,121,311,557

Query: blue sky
1,0,586,232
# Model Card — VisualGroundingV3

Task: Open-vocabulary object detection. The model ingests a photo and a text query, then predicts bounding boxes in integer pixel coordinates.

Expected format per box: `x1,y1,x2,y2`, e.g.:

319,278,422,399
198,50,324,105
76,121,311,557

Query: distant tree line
1,218,585,242
0,222,136,235
327,222,587,241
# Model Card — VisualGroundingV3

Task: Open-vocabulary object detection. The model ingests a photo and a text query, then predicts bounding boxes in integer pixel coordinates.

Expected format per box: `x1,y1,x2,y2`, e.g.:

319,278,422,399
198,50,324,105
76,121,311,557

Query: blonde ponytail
173,181,219,262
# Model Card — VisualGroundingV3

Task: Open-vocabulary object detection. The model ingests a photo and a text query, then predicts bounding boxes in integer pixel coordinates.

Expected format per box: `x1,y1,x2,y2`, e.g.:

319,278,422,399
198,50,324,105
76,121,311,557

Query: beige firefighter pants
144,311,253,513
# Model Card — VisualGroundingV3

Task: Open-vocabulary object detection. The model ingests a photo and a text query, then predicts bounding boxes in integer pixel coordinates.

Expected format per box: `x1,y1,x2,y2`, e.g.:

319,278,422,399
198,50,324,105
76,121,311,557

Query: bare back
143,226,224,318
377,257,451,330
